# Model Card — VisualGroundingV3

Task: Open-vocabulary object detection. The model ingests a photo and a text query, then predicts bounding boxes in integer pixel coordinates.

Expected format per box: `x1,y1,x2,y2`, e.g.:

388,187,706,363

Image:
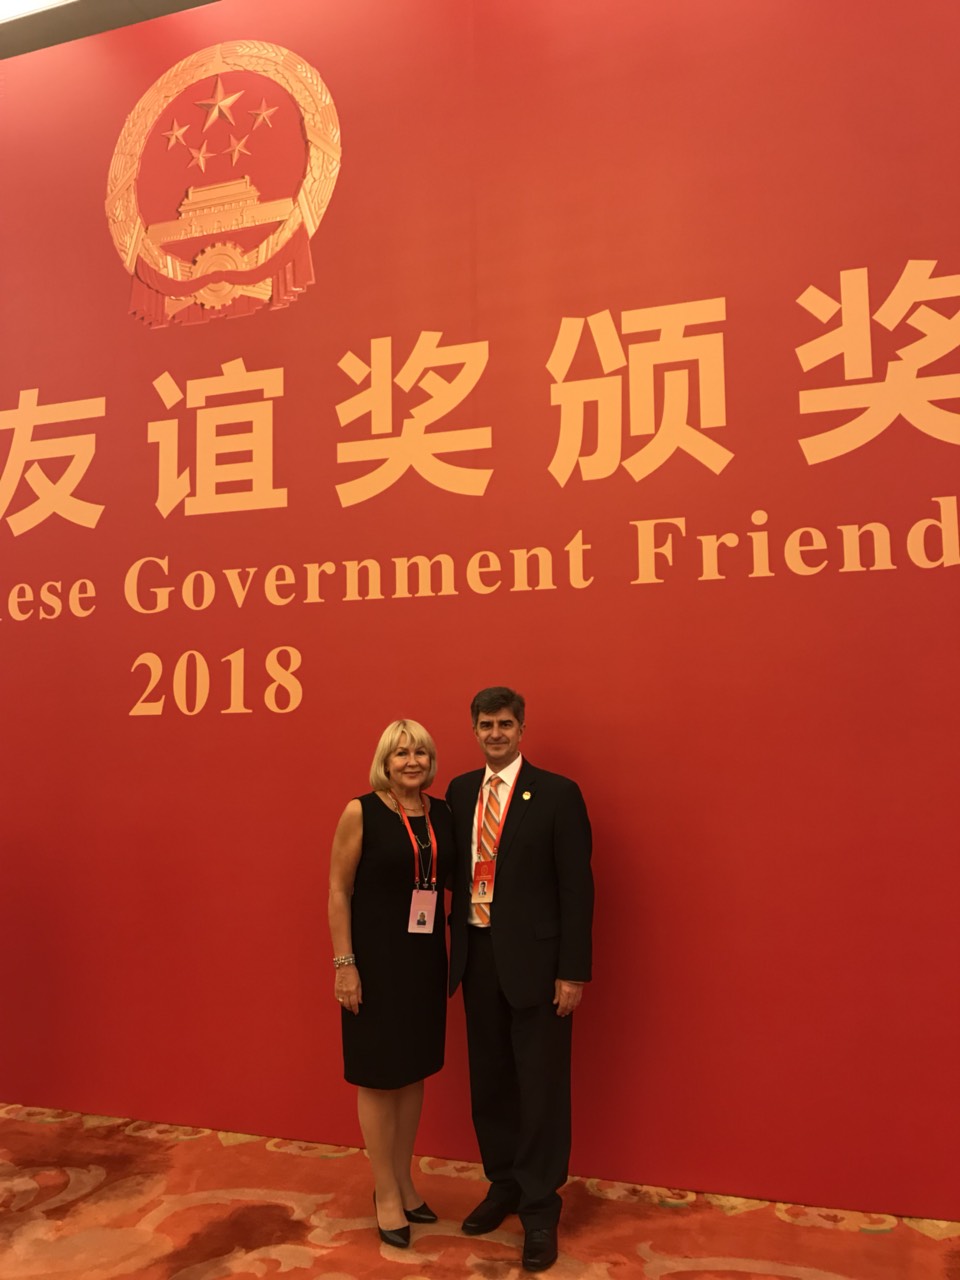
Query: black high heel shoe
373,1193,410,1248
404,1201,438,1224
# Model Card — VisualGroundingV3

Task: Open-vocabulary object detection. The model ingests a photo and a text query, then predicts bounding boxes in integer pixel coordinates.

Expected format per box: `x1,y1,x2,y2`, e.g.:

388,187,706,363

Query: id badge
408,889,437,933
471,859,496,904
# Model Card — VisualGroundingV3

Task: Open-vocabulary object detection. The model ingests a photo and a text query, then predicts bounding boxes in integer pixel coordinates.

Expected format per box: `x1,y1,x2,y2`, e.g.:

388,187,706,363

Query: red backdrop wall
1,0,957,1220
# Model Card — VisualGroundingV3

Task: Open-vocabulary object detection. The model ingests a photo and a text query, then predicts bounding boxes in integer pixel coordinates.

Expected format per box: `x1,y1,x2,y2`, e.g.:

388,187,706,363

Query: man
447,686,594,1273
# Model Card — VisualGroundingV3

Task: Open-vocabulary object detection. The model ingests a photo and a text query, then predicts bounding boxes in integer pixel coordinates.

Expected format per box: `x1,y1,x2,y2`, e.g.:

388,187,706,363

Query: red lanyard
395,798,437,889
475,772,519,858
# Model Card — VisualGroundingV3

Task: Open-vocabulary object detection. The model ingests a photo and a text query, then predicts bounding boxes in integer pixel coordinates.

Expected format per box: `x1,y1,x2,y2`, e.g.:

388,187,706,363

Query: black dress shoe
404,1201,438,1223
378,1223,411,1248
522,1225,559,1272
461,1194,519,1235
373,1193,411,1247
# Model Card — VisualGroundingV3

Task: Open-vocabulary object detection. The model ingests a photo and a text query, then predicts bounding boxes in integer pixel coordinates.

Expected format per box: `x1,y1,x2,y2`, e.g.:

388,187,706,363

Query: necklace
389,791,433,880
389,790,424,818
390,792,431,847
409,814,432,885
405,809,431,855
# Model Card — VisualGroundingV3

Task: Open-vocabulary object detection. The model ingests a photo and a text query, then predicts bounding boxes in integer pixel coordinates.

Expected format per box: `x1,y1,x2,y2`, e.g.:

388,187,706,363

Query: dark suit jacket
447,760,594,1008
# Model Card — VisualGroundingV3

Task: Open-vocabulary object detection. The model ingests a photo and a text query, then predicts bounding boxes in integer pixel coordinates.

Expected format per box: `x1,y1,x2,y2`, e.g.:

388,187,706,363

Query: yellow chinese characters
0,388,107,535
335,331,492,507
148,357,288,516
796,259,960,463
546,299,732,486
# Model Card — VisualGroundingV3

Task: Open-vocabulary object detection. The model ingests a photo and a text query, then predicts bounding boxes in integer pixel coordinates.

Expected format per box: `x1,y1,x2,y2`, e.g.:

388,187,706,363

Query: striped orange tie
475,776,501,925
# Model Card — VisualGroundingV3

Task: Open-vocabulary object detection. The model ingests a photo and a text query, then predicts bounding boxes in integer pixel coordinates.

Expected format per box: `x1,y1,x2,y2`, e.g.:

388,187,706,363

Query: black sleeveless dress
341,793,452,1089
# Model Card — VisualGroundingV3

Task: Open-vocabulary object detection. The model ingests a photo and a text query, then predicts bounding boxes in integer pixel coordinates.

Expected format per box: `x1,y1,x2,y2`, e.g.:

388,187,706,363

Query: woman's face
386,735,431,791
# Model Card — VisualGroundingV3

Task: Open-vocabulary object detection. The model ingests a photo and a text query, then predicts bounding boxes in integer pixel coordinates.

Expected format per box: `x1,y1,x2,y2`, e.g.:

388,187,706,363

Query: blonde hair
369,719,438,791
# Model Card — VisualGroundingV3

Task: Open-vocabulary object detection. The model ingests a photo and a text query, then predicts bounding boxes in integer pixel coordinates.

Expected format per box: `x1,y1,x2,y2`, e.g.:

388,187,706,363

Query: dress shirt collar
483,753,523,792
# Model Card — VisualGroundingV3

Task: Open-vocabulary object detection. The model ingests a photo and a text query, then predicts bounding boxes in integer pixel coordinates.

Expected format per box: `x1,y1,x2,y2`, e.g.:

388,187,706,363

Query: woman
328,719,452,1248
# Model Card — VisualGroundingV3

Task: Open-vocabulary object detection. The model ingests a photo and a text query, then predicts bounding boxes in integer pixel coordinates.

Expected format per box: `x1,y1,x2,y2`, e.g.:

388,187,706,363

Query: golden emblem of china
105,41,341,327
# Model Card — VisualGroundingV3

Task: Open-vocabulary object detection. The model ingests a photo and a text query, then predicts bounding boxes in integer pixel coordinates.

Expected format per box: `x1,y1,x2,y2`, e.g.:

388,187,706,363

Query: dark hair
470,686,526,726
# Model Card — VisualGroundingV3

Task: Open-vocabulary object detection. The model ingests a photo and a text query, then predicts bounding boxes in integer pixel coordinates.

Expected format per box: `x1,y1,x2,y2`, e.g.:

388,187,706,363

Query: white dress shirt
468,753,524,926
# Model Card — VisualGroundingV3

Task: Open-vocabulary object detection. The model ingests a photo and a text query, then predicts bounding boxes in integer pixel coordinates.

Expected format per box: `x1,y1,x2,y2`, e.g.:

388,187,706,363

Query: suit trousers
462,926,572,1229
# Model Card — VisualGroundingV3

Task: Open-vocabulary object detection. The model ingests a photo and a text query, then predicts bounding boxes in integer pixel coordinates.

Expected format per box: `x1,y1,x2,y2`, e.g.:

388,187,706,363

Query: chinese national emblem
105,42,340,327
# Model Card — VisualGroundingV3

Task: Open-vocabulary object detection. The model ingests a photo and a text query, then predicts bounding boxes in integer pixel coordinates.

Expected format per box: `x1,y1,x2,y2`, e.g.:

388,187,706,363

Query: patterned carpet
0,1103,955,1279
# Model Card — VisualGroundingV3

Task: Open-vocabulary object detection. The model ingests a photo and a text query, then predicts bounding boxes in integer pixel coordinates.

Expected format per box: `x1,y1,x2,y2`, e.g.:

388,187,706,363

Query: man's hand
553,979,584,1017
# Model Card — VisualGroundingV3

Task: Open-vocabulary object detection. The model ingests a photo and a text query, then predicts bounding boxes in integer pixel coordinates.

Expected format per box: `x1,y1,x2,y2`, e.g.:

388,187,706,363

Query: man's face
474,707,524,771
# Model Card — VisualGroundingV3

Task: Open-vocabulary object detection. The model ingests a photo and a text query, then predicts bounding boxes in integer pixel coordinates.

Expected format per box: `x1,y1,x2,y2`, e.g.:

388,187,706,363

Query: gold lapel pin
522,791,531,800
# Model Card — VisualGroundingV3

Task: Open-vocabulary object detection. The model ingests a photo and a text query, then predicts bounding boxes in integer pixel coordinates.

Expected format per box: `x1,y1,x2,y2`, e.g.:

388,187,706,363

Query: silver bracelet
333,953,356,968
